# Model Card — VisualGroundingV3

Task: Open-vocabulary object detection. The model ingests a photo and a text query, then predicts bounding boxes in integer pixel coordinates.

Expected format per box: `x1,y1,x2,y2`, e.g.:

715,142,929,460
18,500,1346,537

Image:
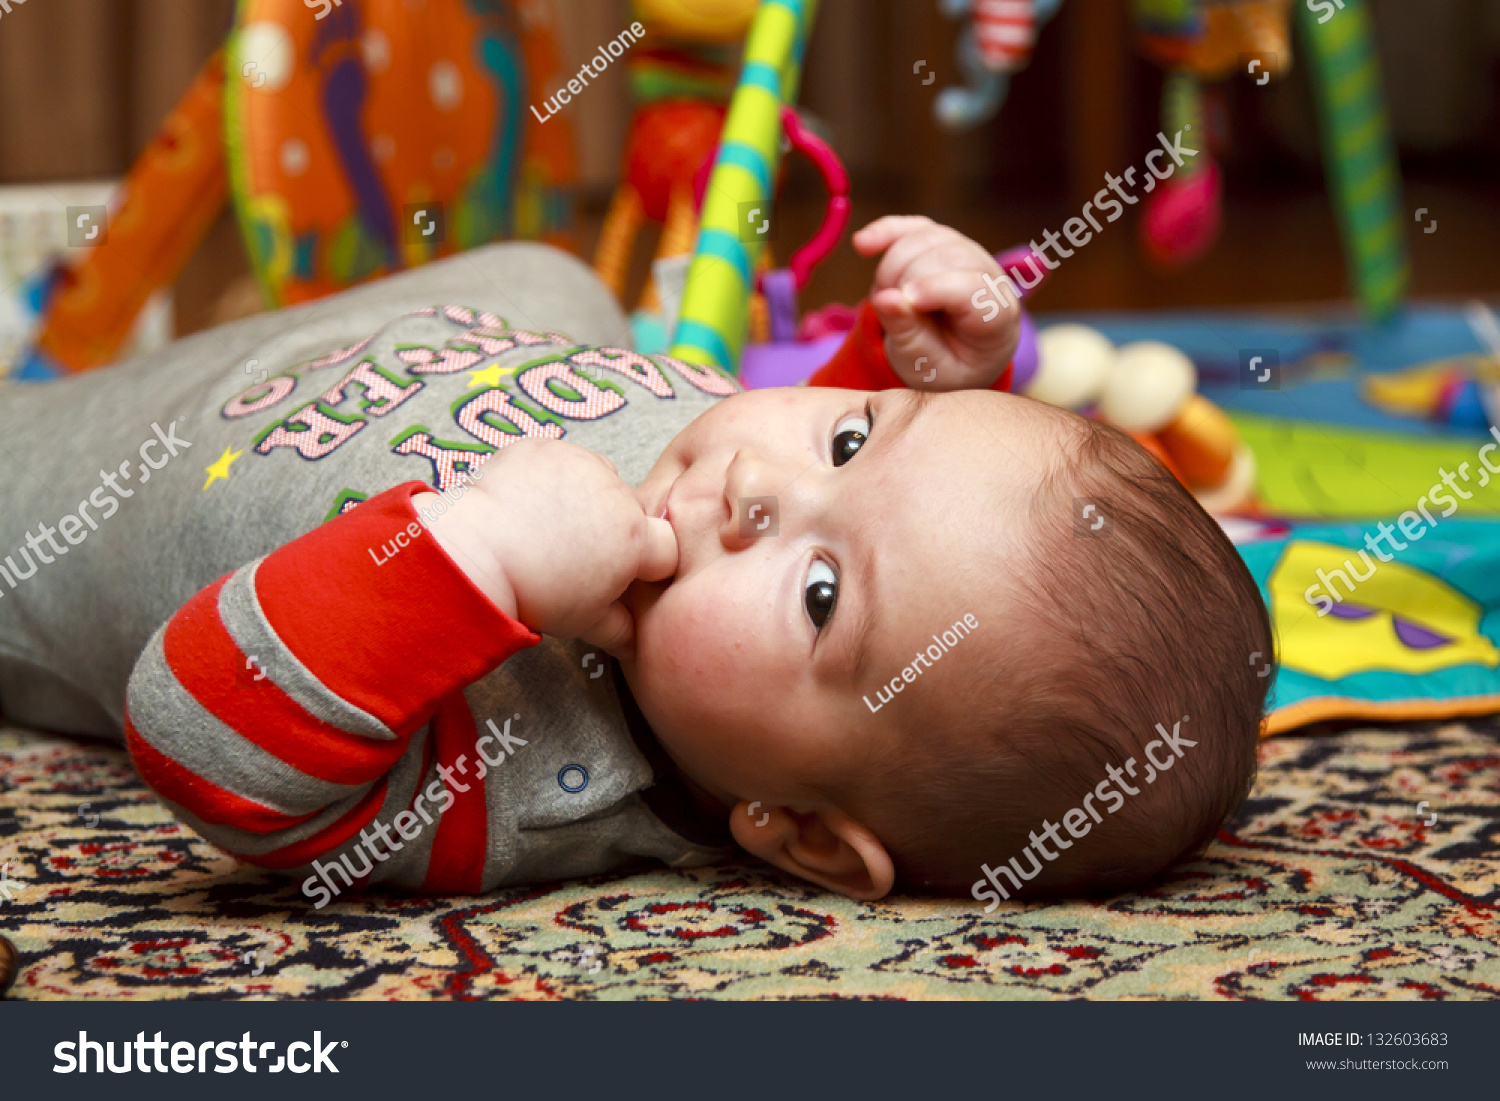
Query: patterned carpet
2,720,1498,1000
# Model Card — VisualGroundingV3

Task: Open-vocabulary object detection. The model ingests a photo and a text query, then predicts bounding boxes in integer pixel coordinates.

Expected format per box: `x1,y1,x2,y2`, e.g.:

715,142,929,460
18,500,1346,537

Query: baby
0,217,1271,907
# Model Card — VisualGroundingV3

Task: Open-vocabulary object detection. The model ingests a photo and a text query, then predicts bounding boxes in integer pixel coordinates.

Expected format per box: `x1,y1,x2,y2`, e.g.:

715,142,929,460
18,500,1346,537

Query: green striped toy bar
669,0,819,374
1300,0,1409,320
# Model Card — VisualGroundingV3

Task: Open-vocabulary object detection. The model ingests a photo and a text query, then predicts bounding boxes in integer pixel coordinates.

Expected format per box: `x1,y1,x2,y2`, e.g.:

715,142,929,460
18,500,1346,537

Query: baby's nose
720,449,790,549
722,446,779,502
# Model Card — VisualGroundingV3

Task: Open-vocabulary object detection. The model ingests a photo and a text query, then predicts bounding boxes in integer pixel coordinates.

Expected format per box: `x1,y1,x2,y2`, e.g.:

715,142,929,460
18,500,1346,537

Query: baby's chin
611,617,690,766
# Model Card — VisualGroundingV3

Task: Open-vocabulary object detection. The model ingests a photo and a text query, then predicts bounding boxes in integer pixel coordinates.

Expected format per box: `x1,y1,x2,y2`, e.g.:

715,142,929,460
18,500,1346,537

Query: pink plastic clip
759,106,851,293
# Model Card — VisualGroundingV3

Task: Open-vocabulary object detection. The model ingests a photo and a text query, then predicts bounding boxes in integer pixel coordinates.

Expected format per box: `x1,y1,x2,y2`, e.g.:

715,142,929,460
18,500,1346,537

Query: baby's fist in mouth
417,439,677,656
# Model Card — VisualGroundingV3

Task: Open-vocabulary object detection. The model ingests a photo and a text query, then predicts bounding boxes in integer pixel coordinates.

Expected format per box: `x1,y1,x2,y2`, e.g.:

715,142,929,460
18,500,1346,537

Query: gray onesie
0,242,740,896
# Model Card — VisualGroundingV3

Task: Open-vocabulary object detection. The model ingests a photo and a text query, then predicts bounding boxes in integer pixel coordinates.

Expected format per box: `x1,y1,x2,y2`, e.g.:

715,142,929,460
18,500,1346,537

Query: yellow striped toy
1299,0,1408,320
669,0,819,374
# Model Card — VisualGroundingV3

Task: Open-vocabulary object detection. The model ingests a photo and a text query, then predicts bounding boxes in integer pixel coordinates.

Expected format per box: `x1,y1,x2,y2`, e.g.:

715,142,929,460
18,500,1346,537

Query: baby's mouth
623,577,670,627
658,463,729,583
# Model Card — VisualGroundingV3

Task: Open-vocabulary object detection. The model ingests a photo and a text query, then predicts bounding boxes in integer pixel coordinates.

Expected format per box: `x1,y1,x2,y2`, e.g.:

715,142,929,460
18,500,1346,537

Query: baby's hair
849,404,1273,899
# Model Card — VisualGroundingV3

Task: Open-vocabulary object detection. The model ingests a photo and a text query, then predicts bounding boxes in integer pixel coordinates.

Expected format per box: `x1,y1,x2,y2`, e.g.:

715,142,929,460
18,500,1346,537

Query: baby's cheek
660,609,771,738
655,589,743,685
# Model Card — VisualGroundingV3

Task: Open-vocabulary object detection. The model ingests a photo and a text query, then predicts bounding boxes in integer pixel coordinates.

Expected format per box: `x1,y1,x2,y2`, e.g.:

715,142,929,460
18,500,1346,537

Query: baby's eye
831,411,870,467
804,560,838,632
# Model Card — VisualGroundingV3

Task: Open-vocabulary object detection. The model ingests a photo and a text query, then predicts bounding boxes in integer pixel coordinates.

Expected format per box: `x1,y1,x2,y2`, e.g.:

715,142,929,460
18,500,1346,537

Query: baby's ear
729,801,895,901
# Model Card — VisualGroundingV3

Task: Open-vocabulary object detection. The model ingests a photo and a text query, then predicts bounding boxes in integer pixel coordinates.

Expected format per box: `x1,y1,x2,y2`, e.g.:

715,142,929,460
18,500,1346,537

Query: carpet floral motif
2,721,1498,1000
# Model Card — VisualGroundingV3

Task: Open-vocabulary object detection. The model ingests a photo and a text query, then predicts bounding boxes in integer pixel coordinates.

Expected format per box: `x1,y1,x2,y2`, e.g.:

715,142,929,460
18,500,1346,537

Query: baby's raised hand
854,215,1021,392
417,439,677,657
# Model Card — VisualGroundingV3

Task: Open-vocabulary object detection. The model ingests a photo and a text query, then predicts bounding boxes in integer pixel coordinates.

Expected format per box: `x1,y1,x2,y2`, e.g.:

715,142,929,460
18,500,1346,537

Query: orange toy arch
227,0,578,306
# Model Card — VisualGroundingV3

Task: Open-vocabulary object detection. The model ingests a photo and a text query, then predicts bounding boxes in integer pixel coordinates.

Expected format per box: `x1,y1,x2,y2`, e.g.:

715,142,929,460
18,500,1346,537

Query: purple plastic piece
989,247,1043,392
761,268,800,344
740,334,847,390
1010,310,1038,392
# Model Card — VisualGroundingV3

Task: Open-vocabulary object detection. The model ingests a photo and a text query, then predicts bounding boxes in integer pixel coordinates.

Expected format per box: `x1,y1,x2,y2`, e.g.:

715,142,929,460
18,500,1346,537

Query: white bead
1098,341,1197,432
1027,324,1116,409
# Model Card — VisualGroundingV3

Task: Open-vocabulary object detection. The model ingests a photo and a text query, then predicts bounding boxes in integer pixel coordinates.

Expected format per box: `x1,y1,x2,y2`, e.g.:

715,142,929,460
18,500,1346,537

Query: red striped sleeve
129,479,539,853
125,717,321,833
251,481,539,735
225,779,392,872
420,694,490,894
160,575,409,784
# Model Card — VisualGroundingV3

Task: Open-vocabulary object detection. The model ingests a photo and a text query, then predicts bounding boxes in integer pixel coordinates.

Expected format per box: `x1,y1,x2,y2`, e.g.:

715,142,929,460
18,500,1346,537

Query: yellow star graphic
466,363,510,390
202,446,243,490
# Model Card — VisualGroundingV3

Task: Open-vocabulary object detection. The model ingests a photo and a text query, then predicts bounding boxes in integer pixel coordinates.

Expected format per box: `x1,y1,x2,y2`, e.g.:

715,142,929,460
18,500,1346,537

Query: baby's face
621,385,1061,814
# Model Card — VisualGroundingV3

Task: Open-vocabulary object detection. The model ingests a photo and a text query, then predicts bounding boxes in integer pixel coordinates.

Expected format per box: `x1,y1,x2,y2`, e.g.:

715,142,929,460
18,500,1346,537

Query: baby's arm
810,215,1022,393
124,483,539,888
125,442,673,887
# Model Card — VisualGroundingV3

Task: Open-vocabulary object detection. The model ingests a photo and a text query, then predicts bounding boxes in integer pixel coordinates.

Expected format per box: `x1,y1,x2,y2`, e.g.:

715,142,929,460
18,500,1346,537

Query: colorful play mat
1054,303,1496,447
1042,303,1500,734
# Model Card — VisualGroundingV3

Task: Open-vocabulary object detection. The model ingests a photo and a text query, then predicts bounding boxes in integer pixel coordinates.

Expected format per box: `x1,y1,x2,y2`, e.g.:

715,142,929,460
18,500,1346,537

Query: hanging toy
934,0,1063,132
1297,0,1409,319
592,0,760,353
1139,70,1221,270
1129,0,1405,317
20,0,579,379
669,0,820,374
1133,0,1216,271
1133,0,1294,271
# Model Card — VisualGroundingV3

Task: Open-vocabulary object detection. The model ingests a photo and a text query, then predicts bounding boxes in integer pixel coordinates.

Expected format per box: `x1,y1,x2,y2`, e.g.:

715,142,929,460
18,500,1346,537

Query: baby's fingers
870,287,929,362
581,602,635,661
906,269,1018,341
852,215,934,256
636,515,678,583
